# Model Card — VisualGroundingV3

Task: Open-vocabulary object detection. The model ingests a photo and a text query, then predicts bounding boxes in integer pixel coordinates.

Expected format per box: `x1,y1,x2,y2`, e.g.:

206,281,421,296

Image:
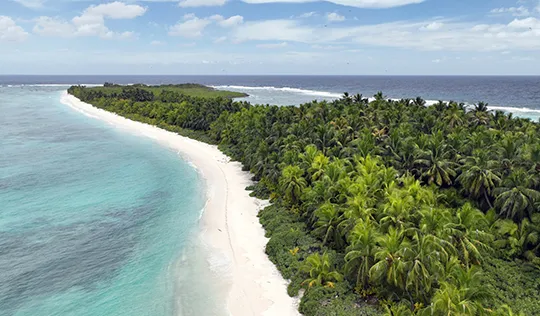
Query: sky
1,0,540,75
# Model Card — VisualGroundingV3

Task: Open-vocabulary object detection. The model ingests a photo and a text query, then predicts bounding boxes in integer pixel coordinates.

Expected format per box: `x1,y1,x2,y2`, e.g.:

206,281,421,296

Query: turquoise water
0,86,215,316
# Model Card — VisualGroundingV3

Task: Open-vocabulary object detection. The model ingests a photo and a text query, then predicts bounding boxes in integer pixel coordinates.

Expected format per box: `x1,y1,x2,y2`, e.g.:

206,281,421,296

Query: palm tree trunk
483,190,494,209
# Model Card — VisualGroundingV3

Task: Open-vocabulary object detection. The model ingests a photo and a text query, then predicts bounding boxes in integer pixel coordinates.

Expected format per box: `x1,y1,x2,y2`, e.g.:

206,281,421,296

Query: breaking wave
212,85,343,98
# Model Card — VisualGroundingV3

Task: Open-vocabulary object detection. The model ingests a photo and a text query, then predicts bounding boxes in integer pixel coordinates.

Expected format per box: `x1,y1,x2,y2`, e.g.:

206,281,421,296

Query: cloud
33,2,145,39
169,15,212,37
299,12,317,18
83,2,147,19
256,41,288,48
421,21,443,30
241,0,425,9
178,0,228,7
10,0,45,9
214,36,227,43
231,17,540,51
507,17,540,29
151,40,164,45
33,17,74,37
232,20,313,42
490,6,530,17
0,16,29,41
211,15,244,27
432,58,441,63
312,44,346,50
326,12,345,22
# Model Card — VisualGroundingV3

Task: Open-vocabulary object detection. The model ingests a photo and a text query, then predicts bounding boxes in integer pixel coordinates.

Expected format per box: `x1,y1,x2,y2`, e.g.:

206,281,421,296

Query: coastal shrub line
69,85,540,316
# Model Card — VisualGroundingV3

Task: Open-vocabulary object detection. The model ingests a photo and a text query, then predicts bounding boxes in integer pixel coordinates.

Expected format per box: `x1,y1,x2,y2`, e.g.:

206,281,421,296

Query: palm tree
413,97,426,107
353,93,365,104
301,252,343,289
313,202,342,246
369,227,412,291
474,101,489,112
299,144,320,171
425,266,487,315
344,219,379,291
442,203,492,267
279,165,307,205
444,102,465,129
458,155,501,209
309,153,329,182
414,147,457,187
342,92,352,103
495,169,540,222
494,215,540,260
427,282,485,315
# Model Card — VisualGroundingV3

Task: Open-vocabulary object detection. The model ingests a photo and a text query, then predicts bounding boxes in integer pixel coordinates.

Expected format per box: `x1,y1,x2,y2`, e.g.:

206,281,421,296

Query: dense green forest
69,85,540,316
83,82,248,99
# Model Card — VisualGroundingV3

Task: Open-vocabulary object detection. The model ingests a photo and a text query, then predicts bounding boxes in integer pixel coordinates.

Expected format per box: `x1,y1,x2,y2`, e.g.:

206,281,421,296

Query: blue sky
1,0,540,74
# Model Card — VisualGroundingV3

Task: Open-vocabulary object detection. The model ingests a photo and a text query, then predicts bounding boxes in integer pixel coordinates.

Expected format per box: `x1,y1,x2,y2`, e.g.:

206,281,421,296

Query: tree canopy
69,84,540,316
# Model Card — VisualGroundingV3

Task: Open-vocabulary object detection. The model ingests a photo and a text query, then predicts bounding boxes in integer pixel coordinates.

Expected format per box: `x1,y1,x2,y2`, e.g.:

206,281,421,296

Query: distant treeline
69,85,540,316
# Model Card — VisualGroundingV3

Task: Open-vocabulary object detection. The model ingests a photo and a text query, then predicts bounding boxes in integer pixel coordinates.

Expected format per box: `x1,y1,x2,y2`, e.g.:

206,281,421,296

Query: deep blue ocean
1,75,539,108
1,75,540,316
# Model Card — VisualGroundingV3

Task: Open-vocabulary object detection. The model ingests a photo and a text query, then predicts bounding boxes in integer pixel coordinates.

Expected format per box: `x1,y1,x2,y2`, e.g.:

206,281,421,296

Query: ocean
1,75,540,110
1,75,540,316
0,85,227,316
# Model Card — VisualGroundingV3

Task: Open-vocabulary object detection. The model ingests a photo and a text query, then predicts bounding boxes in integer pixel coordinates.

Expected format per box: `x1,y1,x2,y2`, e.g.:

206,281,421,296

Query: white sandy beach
60,91,300,316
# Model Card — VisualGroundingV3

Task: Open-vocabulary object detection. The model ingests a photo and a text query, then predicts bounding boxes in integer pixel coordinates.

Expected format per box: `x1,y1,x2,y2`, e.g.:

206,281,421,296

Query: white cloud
169,15,211,37
312,44,346,50
32,2,145,39
299,11,317,18
326,12,345,22
209,14,223,21
490,6,530,17
432,58,441,63
33,17,74,37
219,15,244,27
508,17,540,29
256,41,288,48
0,16,29,41
233,20,313,42
214,36,227,43
421,21,443,30
209,14,244,27
178,0,228,7
241,0,425,9
184,13,197,20
231,18,540,52
151,40,164,45
83,2,147,19
10,0,45,9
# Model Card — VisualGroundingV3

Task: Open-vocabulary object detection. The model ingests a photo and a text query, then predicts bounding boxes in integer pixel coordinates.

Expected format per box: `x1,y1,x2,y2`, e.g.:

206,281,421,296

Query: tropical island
67,84,540,316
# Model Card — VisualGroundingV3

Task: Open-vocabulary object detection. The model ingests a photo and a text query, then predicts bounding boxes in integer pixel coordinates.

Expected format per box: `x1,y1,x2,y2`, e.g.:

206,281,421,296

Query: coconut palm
458,155,501,209
444,102,465,129
494,214,540,260
369,227,412,291
414,147,458,187
344,219,379,291
495,169,540,222
313,202,343,246
301,252,343,289
279,165,307,205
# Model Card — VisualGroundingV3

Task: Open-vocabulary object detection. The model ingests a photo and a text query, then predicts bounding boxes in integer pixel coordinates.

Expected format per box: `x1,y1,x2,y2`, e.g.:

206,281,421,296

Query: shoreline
60,91,299,316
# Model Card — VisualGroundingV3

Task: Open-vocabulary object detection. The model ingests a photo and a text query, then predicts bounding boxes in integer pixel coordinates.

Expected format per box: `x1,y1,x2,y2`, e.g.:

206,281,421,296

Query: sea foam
212,85,343,98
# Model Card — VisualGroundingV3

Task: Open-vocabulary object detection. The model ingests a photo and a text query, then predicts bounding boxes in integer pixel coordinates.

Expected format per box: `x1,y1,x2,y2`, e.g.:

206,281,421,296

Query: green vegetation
69,85,540,315
89,82,248,99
